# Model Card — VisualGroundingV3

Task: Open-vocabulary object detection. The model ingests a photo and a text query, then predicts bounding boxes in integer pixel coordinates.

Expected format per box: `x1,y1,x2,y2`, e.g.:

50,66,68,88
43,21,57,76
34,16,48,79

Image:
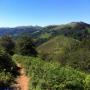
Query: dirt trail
14,64,29,90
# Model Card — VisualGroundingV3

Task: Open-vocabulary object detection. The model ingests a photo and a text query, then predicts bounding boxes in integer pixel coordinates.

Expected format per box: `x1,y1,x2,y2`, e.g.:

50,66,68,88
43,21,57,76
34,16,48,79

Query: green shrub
0,49,17,74
67,48,90,72
13,55,89,90
0,70,13,87
0,35,15,55
16,35,37,56
0,49,18,87
84,75,90,89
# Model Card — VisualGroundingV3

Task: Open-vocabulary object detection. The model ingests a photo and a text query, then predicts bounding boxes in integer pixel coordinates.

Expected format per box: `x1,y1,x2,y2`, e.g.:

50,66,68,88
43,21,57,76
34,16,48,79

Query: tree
0,35,15,55
16,35,37,56
0,48,17,74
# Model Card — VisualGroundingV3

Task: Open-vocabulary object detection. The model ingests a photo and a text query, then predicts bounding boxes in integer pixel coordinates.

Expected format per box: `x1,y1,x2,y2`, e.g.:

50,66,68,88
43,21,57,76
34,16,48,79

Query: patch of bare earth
13,64,29,90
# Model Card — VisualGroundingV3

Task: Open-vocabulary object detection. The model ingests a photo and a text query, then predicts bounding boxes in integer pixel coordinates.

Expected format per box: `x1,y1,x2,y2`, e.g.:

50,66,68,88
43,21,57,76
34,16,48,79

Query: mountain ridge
0,21,90,46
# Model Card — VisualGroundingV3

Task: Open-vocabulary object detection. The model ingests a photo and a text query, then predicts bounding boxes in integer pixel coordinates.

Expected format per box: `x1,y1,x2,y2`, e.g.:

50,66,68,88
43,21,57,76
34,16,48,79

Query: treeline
0,35,37,56
0,35,37,87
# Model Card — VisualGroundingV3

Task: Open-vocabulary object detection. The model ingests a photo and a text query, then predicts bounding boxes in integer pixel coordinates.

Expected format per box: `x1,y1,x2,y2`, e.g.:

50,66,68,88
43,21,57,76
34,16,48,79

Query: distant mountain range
0,26,42,36
0,22,90,45
0,22,89,36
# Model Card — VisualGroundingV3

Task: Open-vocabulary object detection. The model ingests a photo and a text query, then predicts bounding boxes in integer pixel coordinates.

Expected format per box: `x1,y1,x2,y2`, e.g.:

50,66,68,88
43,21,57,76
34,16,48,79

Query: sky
0,0,90,27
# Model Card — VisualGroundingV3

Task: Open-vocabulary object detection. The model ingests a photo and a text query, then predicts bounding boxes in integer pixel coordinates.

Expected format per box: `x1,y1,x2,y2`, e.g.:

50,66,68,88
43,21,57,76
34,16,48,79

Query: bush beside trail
13,55,90,90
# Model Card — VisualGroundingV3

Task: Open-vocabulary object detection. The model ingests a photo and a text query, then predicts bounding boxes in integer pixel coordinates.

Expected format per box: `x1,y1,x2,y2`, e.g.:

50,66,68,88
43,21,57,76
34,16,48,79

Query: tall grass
13,54,90,90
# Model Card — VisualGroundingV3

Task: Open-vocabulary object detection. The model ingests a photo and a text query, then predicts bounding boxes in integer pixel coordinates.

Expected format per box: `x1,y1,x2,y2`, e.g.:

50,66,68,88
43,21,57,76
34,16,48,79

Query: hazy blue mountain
0,22,90,46
0,26,42,36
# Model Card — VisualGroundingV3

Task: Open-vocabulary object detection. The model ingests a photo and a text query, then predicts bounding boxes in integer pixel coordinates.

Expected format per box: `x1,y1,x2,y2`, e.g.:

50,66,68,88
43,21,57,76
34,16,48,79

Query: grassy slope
37,35,90,72
37,36,80,62
13,54,90,90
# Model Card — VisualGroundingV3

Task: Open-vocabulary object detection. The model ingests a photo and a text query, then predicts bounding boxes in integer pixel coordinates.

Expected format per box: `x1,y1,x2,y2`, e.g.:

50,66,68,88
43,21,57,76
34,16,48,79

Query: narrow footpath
13,64,29,90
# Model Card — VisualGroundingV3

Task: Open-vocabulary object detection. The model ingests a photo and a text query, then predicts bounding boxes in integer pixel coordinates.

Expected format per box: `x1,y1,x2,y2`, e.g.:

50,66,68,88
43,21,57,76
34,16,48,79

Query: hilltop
0,22,90,40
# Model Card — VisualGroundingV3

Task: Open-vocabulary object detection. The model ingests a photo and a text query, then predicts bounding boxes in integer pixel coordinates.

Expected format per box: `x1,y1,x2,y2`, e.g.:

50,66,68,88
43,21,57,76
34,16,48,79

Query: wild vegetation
0,22,90,89
0,49,17,87
37,36,90,72
13,55,90,90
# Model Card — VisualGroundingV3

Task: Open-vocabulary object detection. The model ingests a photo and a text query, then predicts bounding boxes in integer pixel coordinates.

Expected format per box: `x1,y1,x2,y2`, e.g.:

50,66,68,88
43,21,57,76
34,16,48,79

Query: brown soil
13,64,29,90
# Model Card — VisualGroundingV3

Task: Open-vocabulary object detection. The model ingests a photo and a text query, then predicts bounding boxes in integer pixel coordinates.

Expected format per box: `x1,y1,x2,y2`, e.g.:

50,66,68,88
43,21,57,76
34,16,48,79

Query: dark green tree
16,35,37,56
0,48,18,75
0,35,15,55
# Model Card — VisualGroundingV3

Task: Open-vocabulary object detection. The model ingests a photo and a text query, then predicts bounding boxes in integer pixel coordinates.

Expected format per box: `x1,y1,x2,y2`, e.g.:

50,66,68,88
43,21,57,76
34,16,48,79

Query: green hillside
34,22,90,46
0,22,90,89
37,36,80,61
0,22,90,46
37,35,90,72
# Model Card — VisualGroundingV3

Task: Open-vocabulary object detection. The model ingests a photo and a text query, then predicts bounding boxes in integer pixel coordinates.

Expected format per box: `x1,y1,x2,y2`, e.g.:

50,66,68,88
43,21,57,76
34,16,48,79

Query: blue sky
0,0,90,27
